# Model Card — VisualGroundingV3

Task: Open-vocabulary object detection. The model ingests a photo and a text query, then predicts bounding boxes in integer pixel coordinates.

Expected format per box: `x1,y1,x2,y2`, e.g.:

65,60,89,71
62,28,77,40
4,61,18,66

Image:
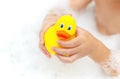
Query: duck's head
55,15,76,40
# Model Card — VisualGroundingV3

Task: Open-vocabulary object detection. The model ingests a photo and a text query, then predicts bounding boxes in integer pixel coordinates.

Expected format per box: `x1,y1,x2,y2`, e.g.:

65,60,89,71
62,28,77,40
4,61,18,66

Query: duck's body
44,25,60,55
44,15,76,55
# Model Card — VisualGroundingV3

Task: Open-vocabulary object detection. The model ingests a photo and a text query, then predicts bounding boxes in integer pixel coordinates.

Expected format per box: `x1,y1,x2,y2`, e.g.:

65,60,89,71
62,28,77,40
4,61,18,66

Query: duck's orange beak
57,30,70,40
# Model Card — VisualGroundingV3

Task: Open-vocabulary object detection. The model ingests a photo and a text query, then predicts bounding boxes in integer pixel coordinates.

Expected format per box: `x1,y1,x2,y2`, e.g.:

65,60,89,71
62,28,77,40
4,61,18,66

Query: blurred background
0,0,59,48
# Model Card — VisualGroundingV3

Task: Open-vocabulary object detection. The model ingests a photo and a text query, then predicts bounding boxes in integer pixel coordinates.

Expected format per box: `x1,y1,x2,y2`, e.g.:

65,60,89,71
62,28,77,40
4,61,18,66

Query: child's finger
57,27,86,48
58,36,83,48
44,14,59,24
39,44,51,58
56,54,78,63
45,16,59,22
52,46,80,56
46,13,57,17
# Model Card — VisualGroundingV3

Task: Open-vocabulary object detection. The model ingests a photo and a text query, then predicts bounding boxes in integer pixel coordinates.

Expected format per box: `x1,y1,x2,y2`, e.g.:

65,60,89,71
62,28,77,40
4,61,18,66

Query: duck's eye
60,23,64,28
68,26,72,30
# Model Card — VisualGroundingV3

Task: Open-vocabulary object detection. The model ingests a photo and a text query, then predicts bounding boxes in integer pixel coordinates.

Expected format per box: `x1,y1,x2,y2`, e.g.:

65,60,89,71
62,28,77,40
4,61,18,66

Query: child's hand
52,27,109,63
39,14,59,58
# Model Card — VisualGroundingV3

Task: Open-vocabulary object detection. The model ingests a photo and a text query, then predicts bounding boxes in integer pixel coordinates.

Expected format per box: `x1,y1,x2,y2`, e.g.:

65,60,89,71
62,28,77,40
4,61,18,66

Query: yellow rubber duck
44,15,76,56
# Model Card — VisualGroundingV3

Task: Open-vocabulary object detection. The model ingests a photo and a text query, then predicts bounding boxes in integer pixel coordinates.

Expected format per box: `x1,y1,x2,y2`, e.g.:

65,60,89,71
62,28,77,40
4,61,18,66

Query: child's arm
52,27,120,76
90,48,120,76
39,0,91,58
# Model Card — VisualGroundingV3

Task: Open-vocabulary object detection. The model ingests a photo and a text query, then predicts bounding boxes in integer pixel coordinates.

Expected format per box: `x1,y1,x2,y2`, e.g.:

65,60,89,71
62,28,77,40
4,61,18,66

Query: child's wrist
89,41,110,63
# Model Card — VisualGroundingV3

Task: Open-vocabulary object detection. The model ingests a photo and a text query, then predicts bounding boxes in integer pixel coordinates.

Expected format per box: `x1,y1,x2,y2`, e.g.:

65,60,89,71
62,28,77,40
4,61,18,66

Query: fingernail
58,40,63,44
57,41,60,44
